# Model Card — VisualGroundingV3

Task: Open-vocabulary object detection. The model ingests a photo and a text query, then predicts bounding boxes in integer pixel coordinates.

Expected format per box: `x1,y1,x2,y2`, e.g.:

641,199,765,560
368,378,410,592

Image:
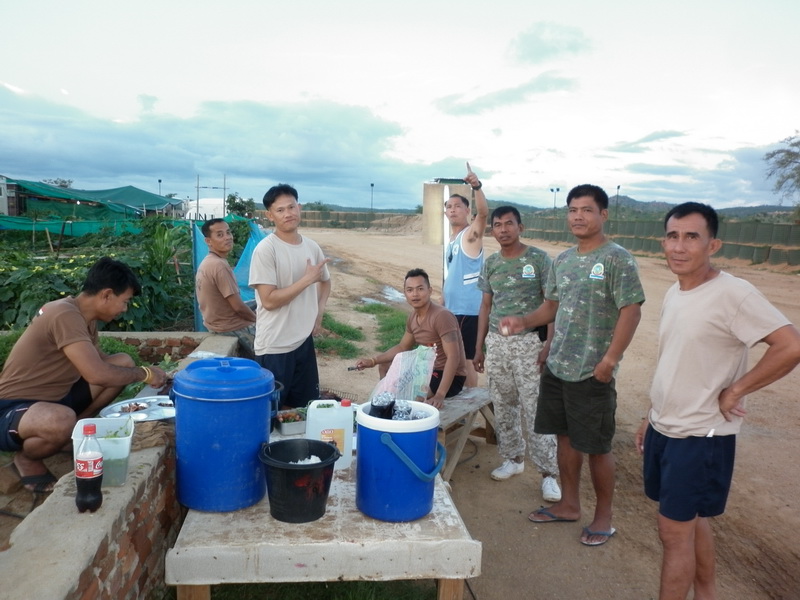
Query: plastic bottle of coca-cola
75,423,103,513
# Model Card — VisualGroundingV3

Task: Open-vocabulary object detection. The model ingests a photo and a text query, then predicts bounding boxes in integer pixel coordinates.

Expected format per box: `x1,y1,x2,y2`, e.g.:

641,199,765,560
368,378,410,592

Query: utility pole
195,175,226,219
550,187,560,214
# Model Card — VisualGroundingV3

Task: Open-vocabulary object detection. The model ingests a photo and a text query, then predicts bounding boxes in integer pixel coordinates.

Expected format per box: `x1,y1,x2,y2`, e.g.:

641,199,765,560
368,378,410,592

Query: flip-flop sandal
10,463,57,494
580,526,617,546
528,507,578,523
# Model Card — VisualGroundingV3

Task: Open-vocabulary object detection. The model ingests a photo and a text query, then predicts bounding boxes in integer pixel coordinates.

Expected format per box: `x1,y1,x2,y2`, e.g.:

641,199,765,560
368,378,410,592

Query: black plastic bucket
259,439,340,523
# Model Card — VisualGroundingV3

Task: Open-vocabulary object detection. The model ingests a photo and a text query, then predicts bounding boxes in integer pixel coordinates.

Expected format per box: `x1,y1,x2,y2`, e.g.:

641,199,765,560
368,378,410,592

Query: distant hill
318,196,795,222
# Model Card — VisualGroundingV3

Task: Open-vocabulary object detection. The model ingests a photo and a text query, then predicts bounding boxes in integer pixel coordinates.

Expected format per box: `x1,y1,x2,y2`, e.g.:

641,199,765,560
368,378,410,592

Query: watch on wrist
471,181,482,191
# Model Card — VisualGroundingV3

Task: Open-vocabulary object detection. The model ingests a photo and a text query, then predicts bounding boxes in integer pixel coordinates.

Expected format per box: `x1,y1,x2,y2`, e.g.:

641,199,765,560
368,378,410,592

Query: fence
518,216,800,267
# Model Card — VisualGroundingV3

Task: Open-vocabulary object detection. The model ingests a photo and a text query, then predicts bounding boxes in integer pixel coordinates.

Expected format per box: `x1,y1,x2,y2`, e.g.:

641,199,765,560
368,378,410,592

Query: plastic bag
368,345,436,403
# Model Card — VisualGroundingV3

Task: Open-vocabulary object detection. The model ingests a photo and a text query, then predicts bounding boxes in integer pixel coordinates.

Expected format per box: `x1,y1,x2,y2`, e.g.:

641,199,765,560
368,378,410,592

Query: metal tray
99,395,175,421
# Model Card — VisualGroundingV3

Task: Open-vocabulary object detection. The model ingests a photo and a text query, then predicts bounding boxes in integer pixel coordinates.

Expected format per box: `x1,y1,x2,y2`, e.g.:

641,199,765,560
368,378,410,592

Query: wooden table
165,462,481,600
437,387,495,482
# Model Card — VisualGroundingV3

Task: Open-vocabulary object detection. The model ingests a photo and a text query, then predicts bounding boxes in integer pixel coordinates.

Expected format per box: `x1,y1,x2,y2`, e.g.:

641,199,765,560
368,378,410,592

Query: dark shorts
429,371,466,398
257,335,320,409
643,425,735,522
534,365,617,455
455,315,478,360
0,378,92,452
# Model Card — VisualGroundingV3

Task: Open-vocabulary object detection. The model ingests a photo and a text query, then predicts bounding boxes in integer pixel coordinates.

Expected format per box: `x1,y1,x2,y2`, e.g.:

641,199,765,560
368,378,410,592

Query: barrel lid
172,357,274,401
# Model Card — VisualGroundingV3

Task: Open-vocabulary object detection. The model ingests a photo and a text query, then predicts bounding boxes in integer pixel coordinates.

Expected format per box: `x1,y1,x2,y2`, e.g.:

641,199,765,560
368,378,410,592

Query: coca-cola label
75,457,103,478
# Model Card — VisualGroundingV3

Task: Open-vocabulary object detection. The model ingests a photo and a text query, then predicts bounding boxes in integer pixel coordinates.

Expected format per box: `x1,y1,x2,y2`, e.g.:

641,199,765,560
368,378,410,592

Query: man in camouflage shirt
473,206,560,504
500,184,645,547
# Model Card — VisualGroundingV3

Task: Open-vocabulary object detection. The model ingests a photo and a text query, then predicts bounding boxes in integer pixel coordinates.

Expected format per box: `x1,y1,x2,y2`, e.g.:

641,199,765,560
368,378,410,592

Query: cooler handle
379,433,446,482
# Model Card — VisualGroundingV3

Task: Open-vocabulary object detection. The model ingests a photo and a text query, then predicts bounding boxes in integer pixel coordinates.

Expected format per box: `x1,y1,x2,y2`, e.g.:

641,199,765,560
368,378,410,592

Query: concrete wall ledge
0,447,166,600
0,334,240,600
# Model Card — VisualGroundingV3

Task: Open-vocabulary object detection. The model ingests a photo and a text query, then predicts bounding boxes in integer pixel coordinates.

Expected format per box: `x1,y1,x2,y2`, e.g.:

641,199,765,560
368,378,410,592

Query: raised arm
462,164,489,255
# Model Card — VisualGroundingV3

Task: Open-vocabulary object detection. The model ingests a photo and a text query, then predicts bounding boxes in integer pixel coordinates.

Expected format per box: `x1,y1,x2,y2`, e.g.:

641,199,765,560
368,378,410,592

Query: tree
765,133,800,204
42,178,73,188
225,192,256,217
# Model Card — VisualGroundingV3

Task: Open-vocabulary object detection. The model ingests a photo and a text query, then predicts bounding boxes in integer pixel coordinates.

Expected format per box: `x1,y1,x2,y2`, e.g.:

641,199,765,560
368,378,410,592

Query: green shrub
0,329,24,371
0,216,194,331
98,336,143,366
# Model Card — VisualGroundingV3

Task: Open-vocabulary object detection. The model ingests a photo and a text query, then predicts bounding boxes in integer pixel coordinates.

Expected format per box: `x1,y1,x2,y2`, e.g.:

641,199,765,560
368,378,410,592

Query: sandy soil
3,220,799,599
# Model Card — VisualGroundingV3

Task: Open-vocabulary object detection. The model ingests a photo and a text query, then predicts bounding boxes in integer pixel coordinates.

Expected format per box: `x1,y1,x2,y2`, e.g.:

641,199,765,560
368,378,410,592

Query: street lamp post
370,183,374,213
550,187,560,213
615,185,621,223
158,179,162,195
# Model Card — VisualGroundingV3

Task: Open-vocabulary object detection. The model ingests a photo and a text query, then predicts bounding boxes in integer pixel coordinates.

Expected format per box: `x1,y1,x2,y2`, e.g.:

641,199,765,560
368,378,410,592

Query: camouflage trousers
485,331,558,476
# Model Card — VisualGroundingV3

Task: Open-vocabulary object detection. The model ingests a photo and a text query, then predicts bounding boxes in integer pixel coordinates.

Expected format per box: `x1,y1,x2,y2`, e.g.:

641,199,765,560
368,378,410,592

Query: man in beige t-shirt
636,202,800,599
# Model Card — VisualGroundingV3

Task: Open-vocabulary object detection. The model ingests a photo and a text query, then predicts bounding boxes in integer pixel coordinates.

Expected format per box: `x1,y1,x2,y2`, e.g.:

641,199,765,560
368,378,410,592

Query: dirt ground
2,220,799,599
311,223,800,600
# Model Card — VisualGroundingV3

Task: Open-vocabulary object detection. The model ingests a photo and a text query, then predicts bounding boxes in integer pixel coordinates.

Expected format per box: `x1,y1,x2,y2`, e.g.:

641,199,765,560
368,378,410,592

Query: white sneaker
541,476,562,503
491,459,525,481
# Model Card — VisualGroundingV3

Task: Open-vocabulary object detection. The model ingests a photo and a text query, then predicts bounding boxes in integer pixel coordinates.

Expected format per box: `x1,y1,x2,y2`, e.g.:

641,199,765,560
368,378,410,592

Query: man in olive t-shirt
500,184,645,547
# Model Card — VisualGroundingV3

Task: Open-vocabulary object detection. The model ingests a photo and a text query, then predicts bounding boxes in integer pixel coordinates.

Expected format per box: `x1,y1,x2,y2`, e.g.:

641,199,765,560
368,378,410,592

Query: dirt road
312,224,800,600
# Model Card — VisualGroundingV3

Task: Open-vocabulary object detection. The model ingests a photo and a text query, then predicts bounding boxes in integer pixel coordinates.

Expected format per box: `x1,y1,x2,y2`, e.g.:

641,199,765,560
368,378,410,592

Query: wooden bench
437,387,494,482
165,463,481,600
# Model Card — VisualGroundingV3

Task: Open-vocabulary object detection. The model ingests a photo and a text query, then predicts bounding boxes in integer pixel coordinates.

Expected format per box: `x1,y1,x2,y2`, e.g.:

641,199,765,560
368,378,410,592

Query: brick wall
0,335,238,600
101,332,205,363
0,446,184,600
74,446,185,600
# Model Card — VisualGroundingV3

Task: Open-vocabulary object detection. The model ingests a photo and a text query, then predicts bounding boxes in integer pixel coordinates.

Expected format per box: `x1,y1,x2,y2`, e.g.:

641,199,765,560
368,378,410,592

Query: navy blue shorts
0,378,92,452
257,335,320,409
454,315,478,360
534,366,617,455
643,425,736,522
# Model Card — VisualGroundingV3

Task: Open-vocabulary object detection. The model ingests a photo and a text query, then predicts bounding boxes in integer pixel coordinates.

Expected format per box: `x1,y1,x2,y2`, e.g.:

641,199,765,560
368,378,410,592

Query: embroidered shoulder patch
589,263,605,280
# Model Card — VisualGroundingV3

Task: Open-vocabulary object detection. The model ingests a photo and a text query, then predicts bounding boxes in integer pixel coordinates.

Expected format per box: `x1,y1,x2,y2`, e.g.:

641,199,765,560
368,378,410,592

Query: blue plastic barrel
172,357,274,511
355,401,445,522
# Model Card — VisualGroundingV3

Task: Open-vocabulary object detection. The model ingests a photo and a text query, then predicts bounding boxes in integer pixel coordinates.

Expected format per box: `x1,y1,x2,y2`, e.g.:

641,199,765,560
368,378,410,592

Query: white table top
165,462,481,584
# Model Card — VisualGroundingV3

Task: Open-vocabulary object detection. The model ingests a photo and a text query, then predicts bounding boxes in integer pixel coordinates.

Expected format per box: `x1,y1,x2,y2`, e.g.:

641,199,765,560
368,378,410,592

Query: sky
1,0,797,211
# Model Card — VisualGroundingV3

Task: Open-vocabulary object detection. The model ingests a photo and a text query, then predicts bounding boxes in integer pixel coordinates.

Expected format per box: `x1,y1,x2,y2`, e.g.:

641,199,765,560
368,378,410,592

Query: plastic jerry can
305,399,354,470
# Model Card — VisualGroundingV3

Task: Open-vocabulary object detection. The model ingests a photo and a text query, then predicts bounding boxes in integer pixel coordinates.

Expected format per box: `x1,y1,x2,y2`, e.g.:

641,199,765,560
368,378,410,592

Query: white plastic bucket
72,416,134,487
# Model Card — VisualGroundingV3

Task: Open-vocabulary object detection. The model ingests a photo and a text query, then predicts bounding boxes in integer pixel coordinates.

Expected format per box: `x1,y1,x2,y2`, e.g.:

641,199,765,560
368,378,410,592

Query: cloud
508,22,592,65
435,72,576,115
138,94,158,113
0,87,443,208
0,87,784,211
620,144,777,206
608,131,686,153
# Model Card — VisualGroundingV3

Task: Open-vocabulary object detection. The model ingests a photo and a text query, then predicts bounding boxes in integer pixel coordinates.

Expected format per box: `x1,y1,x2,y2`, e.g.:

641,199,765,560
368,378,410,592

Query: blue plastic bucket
355,401,445,522
171,357,274,511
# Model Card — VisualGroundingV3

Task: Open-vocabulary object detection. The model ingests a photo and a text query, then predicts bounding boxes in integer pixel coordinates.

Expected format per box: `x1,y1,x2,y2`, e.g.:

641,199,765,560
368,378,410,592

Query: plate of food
99,396,175,421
